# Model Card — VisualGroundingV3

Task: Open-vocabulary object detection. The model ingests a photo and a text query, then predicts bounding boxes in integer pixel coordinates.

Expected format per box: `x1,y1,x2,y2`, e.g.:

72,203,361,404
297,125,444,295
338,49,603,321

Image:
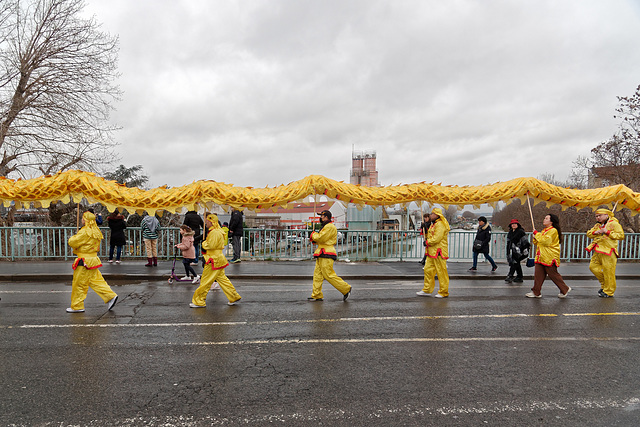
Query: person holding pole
308,210,352,302
525,213,571,298
586,207,624,298
67,211,118,313
417,207,450,298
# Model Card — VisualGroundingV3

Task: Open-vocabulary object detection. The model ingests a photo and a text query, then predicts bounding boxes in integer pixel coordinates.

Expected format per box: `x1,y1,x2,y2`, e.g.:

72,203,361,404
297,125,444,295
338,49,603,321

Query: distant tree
443,206,458,223
461,211,477,220
589,84,640,189
103,164,149,189
0,0,120,178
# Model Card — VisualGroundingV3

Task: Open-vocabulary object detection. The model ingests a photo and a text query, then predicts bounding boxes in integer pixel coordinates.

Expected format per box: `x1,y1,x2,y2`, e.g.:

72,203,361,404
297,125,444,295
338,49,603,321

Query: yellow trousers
589,252,618,296
192,265,241,306
422,256,449,297
70,267,117,311
311,257,351,299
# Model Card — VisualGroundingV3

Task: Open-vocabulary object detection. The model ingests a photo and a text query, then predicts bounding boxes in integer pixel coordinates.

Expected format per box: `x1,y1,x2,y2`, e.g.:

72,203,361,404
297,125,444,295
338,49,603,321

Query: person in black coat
228,209,244,263
183,210,204,262
505,219,529,283
469,216,498,272
107,210,127,264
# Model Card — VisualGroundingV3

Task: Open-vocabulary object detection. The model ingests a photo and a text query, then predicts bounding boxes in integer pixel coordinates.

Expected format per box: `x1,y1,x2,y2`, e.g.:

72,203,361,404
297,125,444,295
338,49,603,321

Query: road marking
188,336,640,346
5,311,640,329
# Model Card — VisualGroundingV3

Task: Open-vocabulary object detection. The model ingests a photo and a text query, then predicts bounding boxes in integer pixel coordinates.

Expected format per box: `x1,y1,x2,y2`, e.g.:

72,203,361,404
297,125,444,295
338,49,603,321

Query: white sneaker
182,276,190,281
189,303,205,308
115,260,121,264
192,275,200,284
525,292,541,298
108,259,113,263
107,295,118,310
434,294,447,298
66,307,85,313
416,291,431,297
558,287,572,298
212,282,220,290
228,298,241,306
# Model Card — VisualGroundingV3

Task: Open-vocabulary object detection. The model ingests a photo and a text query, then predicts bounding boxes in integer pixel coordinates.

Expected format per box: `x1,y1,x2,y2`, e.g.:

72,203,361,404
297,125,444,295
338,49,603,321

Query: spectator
469,216,498,272
107,209,127,264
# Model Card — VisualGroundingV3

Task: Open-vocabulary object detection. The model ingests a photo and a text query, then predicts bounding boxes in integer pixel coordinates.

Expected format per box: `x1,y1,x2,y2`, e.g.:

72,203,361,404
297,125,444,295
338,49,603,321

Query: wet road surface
1,278,640,426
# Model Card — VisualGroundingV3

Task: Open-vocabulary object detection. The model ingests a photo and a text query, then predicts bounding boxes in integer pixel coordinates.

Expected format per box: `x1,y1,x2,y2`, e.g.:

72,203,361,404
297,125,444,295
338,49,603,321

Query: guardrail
0,226,638,262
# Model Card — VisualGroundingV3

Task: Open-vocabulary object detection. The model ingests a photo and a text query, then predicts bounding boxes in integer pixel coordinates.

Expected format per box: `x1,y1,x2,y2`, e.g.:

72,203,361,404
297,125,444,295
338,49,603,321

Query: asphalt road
1,278,640,426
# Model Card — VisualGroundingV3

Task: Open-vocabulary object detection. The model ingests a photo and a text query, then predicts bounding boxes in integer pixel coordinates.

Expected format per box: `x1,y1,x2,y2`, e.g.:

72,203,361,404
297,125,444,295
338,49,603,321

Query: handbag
473,239,483,251
526,258,535,268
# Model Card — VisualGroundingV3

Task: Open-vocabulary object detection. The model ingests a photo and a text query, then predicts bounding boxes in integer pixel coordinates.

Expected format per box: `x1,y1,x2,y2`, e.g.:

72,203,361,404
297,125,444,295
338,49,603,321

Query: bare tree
0,0,120,179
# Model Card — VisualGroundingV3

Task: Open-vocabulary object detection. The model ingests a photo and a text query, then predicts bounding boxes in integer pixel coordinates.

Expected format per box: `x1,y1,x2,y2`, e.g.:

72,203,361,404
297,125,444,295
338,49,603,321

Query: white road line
38,396,640,425
5,311,640,329
187,336,640,346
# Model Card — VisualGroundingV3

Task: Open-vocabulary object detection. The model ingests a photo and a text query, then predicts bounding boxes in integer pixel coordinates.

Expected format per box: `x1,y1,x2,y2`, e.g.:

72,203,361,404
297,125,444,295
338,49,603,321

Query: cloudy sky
83,0,640,190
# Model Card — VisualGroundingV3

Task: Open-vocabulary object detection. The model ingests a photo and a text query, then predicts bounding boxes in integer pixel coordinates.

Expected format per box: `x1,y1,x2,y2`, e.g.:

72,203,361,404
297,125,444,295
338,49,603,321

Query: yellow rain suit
586,209,625,296
191,214,241,306
68,211,117,311
422,208,450,297
310,221,351,299
533,226,561,267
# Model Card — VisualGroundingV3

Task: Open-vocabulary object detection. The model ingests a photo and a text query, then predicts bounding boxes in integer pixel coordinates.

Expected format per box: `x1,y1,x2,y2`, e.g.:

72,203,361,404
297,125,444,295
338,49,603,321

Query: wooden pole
526,193,535,231
76,201,81,231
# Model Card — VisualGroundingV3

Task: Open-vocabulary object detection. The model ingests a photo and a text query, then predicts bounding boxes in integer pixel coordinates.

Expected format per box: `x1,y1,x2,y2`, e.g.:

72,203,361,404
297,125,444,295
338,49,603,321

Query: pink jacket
176,232,196,259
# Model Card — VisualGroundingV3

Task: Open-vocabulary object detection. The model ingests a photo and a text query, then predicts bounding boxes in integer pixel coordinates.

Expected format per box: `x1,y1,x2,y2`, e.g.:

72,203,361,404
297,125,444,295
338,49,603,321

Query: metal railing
1,226,638,262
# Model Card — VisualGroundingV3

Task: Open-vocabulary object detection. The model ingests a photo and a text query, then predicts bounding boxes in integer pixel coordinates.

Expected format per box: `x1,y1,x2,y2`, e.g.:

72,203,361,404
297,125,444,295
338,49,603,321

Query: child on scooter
175,225,200,283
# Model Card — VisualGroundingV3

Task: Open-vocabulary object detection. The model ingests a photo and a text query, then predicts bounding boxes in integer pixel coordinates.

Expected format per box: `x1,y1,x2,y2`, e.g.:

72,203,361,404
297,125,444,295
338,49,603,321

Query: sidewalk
0,259,638,282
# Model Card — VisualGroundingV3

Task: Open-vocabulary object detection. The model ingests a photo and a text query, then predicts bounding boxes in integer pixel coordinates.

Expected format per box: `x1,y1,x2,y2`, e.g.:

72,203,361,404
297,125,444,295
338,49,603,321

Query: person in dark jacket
228,209,244,263
418,213,432,266
183,210,204,262
469,216,498,272
505,219,528,283
107,209,127,264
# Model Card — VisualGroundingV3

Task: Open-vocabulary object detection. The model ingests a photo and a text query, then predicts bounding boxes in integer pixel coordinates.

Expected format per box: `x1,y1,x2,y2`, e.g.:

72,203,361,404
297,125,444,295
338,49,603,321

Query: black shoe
307,297,323,302
598,289,613,298
504,276,514,283
469,267,477,271
491,265,498,272
513,277,523,283
343,290,351,302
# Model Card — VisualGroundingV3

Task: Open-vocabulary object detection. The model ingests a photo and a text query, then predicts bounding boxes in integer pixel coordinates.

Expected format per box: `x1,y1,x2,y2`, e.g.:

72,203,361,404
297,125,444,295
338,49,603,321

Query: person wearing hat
190,213,242,307
308,210,351,302
505,219,529,283
66,211,118,313
586,207,625,298
417,208,450,298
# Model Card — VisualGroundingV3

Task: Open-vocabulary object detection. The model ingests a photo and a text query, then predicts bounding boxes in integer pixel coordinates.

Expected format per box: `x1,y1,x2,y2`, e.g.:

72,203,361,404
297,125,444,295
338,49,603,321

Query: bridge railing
0,227,637,262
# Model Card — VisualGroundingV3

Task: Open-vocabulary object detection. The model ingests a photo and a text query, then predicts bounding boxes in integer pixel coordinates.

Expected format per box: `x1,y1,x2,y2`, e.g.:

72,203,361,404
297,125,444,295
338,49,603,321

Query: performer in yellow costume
308,210,351,302
190,213,241,307
67,211,118,313
586,208,625,298
417,208,450,298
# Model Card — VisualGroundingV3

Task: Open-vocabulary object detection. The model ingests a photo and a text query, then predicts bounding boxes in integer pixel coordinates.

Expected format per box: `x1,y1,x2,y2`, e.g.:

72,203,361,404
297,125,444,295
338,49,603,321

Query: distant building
244,202,346,229
350,149,379,187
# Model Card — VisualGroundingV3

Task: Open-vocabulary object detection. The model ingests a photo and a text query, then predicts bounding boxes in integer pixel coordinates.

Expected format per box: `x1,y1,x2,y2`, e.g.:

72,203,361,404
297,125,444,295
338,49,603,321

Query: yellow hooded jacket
310,222,338,260
68,211,104,269
202,214,229,269
426,208,450,259
586,216,624,257
533,226,561,266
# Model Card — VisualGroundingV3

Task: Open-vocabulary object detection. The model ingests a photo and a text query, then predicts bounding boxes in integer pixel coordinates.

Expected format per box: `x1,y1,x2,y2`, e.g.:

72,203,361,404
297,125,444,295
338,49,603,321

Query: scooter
167,252,200,284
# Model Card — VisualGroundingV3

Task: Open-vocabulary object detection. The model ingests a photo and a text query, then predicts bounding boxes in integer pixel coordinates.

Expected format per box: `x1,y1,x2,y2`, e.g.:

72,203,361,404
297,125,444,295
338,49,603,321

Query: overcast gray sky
83,0,640,190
